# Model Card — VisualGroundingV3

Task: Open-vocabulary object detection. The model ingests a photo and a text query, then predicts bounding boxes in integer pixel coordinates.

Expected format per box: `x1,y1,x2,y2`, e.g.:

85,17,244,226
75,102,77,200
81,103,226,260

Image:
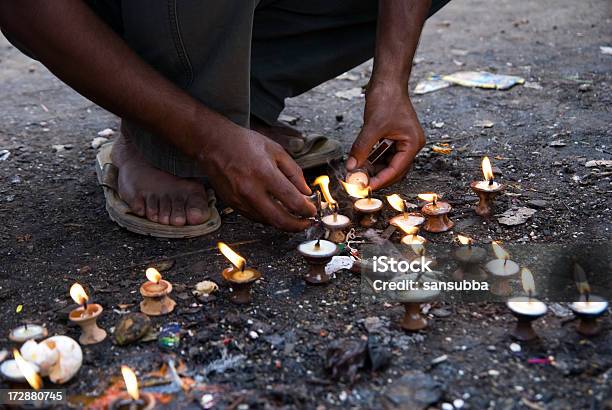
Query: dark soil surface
1,0,611,409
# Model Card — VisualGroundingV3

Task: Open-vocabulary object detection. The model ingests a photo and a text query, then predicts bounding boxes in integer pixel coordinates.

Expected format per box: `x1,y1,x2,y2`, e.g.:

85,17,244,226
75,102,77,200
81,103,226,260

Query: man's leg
250,0,450,126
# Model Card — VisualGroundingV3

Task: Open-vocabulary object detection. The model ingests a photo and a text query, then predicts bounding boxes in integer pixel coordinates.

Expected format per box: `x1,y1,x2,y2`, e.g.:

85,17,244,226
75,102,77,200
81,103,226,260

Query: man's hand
346,85,425,190
198,124,317,232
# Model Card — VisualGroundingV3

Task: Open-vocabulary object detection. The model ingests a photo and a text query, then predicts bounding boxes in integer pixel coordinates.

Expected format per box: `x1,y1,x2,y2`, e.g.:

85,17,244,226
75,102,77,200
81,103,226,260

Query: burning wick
457,234,473,250
315,239,321,249
145,268,161,284
70,283,88,311
483,156,495,186
418,193,438,207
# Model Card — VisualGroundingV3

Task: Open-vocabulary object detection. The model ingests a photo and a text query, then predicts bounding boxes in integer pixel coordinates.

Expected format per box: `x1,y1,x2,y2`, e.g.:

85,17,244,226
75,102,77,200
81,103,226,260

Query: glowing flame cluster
457,235,473,246
121,365,139,401
520,268,536,296
392,219,419,236
386,194,405,212
145,268,162,284
491,241,509,260
313,175,337,205
482,156,494,182
13,349,42,390
218,242,246,270
341,180,369,199
418,193,438,203
69,283,88,306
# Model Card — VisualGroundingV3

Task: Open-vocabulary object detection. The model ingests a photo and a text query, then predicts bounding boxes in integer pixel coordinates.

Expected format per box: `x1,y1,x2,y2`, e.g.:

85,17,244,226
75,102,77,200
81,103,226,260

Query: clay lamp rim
8,324,48,343
389,213,425,227
0,360,41,383
485,259,520,277
297,239,339,259
470,180,505,194
321,213,351,230
569,294,609,318
354,197,384,214
108,392,156,410
68,303,103,322
421,201,452,216
222,266,262,285
506,296,548,320
140,280,172,298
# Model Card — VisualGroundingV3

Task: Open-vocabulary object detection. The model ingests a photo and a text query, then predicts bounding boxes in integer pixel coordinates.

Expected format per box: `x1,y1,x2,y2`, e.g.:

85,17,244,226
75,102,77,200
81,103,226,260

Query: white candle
354,198,383,213
507,296,548,316
321,214,351,227
485,259,519,277
571,296,608,315
9,325,47,343
473,180,502,191
390,214,424,227
298,240,338,258
0,360,40,382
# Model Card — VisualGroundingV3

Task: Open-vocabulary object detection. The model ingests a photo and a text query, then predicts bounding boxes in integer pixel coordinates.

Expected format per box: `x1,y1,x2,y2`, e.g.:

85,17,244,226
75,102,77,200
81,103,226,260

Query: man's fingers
268,169,317,218
252,191,312,232
277,153,312,196
369,151,414,190
347,127,376,171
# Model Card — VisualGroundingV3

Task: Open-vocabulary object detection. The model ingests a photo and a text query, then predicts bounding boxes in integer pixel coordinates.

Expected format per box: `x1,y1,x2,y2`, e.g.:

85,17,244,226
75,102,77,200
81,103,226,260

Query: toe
186,193,210,225
145,194,159,222
171,197,187,226
159,195,172,225
128,196,146,217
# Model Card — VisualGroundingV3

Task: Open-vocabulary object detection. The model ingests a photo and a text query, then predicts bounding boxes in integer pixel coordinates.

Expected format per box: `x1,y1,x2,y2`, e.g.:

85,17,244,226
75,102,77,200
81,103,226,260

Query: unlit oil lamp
453,234,487,280
470,156,505,217
0,349,42,386
345,168,369,189
109,366,155,410
9,324,48,344
418,193,454,233
506,268,548,341
386,194,424,228
297,239,339,284
68,283,107,345
342,181,383,227
314,175,351,243
140,268,176,316
391,272,441,331
570,264,609,336
485,241,519,296
218,242,262,304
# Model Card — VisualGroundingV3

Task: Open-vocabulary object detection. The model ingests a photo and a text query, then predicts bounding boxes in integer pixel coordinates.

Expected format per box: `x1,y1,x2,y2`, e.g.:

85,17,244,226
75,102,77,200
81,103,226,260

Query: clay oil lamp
342,181,383,227
109,366,155,410
0,349,42,387
140,268,176,316
391,272,441,331
9,324,48,344
485,241,519,296
67,282,107,345
218,242,262,304
392,222,432,265
452,234,487,280
418,193,454,233
345,168,370,189
470,156,505,217
506,268,548,341
297,239,339,285
386,194,424,228
569,264,609,336
314,175,351,243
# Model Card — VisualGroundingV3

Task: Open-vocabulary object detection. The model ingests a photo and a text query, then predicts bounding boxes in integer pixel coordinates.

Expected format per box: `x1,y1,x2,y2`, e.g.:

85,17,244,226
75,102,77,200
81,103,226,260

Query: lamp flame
391,218,420,236
386,194,405,212
402,234,426,256
491,241,509,260
340,180,370,199
573,262,591,295
13,349,42,390
457,235,473,246
521,268,536,296
417,193,438,203
121,365,139,401
313,175,337,205
482,156,494,182
145,268,161,284
69,283,88,306
218,242,246,270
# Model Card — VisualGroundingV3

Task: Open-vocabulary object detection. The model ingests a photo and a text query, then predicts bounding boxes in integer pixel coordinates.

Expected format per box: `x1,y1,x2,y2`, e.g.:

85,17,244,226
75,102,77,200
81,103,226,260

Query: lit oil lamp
418,193,454,233
569,263,609,336
68,283,107,345
391,272,441,331
506,268,548,341
345,168,369,189
218,242,262,304
392,222,434,267
297,239,339,284
314,175,351,243
9,324,48,344
470,156,505,217
386,194,424,228
342,181,383,227
0,349,42,387
139,268,176,316
485,241,519,296
109,366,155,410
452,234,487,280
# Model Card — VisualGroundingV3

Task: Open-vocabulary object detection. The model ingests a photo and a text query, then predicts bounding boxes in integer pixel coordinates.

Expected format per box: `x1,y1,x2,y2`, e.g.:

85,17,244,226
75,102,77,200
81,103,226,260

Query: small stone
278,114,299,125
578,83,591,92
527,199,548,209
91,137,108,149
441,403,453,410
486,345,496,352
335,114,344,122
585,159,612,168
52,144,73,152
335,87,363,100
549,303,572,318
453,399,465,409
0,150,10,161
339,391,348,401
488,369,500,377
431,308,451,318
432,121,445,129
363,316,385,333
114,313,152,345
431,354,448,365
474,120,494,128
383,371,442,410
249,330,259,339
97,128,115,137
497,207,537,226
510,343,521,352
549,140,566,147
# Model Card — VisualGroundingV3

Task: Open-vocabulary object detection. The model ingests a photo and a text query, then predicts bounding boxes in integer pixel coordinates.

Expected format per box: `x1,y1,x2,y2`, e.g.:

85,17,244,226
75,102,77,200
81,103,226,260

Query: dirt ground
1,0,611,409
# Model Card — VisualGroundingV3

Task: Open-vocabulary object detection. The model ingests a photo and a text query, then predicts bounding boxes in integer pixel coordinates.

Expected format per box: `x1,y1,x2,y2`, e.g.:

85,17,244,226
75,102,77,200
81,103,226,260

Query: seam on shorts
167,0,194,87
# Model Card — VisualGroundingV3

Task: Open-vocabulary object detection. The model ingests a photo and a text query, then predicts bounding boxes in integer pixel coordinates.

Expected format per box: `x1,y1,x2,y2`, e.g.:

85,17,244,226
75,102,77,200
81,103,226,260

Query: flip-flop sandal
94,143,221,238
290,133,344,170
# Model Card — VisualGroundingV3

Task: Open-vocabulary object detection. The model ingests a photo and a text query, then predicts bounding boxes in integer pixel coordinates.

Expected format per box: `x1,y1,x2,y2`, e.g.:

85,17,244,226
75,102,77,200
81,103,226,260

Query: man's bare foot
110,131,210,226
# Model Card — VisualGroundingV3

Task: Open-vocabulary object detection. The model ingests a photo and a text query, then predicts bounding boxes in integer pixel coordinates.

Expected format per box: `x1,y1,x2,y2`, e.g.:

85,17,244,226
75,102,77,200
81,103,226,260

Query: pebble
52,144,73,152
249,330,259,339
510,343,521,353
431,354,448,365
578,83,591,92
0,149,10,161
97,128,115,137
432,308,452,318
527,199,548,209
339,391,348,401
441,403,453,410
453,399,465,408
488,369,500,377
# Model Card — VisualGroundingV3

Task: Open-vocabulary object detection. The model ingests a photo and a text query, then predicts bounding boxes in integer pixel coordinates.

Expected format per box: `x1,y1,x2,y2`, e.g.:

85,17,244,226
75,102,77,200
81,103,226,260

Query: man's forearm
370,0,431,93
0,0,233,159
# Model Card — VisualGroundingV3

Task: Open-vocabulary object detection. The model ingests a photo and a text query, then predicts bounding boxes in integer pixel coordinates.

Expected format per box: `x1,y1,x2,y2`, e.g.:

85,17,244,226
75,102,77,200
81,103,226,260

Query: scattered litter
336,72,360,81
524,81,543,90
488,369,500,377
431,354,448,365
442,71,525,90
326,337,390,383
432,121,445,128
204,350,246,375
0,150,10,161
585,159,612,168
528,357,552,365
383,371,442,410
114,313,152,346
453,59,464,66
158,322,181,350
497,207,537,226
91,137,108,149
549,303,572,318
474,120,494,128
413,77,451,95
249,330,259,339
600,46,612,55
578,83,591,92
549,140,566,147
326,256,354,275
97,128,115,137
193,280,218,303
278,114,299,125
335,87,363,100
432,144,452,155
510,343,521,353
